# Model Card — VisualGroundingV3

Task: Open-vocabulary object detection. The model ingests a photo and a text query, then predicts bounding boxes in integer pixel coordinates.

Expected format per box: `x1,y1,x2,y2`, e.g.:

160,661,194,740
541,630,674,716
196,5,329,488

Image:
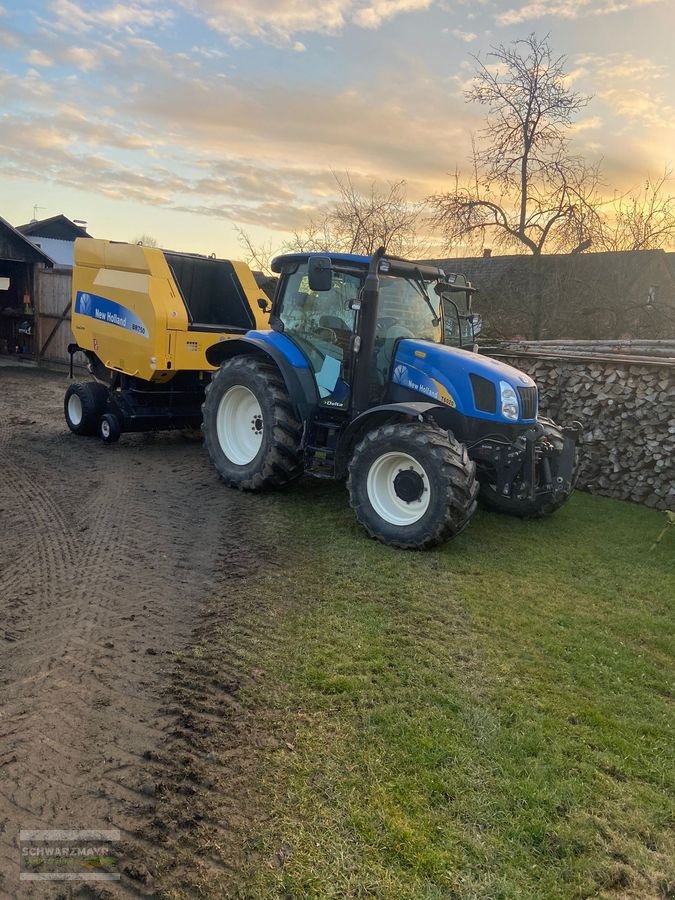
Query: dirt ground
0,367,280,898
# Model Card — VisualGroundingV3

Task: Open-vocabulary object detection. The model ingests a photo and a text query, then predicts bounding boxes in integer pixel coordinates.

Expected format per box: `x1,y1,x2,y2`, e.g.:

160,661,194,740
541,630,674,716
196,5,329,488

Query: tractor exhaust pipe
352,246,385,414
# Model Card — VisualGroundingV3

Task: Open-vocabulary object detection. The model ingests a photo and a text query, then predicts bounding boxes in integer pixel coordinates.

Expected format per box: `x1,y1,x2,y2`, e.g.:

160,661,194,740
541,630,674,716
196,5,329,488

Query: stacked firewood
492,341,675,511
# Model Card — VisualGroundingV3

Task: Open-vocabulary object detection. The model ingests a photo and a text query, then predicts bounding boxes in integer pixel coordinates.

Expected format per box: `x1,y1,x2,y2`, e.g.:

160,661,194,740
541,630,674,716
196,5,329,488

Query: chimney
483,248,492,258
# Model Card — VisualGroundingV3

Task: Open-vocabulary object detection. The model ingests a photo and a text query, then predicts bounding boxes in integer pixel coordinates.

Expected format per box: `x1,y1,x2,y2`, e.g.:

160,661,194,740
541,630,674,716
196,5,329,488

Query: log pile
492,343,675,511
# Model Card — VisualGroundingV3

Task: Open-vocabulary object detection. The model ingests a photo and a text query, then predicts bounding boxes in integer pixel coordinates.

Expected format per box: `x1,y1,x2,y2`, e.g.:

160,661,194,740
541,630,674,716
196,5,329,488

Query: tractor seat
319,314,350,332
375,324,413,382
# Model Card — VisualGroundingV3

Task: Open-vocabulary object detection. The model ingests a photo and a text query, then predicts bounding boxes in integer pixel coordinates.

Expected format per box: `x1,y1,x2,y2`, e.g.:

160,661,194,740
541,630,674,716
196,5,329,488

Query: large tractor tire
479,420,576,518
202,356,303,491
64,381,109,436
347,421,479,550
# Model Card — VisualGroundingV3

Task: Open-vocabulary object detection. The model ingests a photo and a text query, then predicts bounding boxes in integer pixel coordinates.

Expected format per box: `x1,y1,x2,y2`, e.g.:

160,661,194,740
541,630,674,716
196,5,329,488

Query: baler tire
347,421,478,550
202,356,303,491
479,420,576,518
99,413,121,444
64,382,109,436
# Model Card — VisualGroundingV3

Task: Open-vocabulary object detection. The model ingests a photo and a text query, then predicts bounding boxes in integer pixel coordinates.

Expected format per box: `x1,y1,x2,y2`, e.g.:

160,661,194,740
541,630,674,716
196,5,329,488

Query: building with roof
5,215,95,363
17,214,91,242
0,216,54,357
423,250,675,341
17,214,93,271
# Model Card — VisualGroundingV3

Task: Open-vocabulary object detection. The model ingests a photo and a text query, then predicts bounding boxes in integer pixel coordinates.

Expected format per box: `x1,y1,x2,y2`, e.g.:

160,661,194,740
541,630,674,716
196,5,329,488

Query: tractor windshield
277,266,442,353
377,275,442,344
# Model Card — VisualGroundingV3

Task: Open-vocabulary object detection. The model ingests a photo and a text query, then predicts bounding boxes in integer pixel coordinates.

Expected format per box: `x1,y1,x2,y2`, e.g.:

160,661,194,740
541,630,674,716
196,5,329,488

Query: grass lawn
227,488,674,898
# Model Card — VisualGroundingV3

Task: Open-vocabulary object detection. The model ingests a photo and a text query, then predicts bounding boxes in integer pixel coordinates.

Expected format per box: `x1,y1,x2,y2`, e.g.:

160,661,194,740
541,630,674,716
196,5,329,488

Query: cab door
277,265,360,409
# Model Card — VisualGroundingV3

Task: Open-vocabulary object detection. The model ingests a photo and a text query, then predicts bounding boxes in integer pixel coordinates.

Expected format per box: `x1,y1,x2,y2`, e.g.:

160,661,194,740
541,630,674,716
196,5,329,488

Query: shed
0,216,53,357
16,215,94,364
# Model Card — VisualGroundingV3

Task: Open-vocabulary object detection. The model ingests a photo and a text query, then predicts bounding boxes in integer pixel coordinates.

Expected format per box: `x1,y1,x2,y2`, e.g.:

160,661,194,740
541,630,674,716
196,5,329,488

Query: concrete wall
493,347,675,511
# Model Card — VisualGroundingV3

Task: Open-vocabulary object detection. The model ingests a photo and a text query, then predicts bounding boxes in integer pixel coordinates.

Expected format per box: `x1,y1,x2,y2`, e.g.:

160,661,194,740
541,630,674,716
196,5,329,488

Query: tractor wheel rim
68,394,83,426
366,451,431,526
216,385,263,466
101,419,110,438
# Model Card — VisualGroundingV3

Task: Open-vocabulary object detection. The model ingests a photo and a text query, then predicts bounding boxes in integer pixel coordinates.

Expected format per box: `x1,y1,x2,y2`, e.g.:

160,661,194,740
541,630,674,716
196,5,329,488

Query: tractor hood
391,340,538,424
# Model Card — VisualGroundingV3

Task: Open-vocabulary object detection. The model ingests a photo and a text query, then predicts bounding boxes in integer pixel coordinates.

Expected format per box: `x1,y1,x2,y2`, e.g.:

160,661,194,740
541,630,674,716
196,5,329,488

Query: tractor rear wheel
347,421,478,550
479,420,576,518
202,356,303,491
64,382,109,436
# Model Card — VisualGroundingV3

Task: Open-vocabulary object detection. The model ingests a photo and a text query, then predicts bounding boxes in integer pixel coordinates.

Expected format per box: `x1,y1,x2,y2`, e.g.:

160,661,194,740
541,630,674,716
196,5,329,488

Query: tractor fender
205,334,318,419
336,401,451,477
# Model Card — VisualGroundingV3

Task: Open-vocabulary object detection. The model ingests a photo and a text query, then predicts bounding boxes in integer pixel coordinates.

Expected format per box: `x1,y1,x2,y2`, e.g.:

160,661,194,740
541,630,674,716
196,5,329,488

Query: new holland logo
393,364,408,384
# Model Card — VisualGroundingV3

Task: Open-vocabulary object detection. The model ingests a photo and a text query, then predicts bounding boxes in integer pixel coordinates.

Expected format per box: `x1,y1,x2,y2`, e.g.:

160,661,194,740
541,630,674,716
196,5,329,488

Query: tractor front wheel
347,421,479,550
202,356,303,491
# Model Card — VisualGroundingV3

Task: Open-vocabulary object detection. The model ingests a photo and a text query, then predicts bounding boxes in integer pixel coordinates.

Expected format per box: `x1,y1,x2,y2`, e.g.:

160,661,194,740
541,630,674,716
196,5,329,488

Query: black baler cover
165,252,256,331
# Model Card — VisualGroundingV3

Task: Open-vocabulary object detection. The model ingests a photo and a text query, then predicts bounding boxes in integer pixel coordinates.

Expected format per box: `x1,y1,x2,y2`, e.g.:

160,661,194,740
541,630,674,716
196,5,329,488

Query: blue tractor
202,249,579,549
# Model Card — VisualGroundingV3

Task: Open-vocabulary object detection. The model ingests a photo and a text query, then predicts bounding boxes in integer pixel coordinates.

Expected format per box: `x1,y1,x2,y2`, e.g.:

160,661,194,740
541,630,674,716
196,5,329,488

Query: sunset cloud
450,28,477,42
497,0,663,26
0,0,671,253
353,0,434,29
178,0,436,45
577,52,674,130
49,0,174,34
25,50,54,67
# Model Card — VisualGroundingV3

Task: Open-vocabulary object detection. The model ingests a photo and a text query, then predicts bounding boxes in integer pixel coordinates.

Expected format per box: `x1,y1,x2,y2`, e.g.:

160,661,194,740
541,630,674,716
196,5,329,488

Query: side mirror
308,256,333,292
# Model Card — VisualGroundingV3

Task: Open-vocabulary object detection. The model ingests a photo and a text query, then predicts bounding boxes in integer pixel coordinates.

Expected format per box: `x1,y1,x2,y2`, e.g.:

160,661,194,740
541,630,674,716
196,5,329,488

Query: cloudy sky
1,0,673,256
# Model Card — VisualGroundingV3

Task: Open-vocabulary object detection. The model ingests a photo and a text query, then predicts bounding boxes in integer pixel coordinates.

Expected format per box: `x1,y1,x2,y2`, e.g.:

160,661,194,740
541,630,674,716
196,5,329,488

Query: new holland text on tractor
66,241,579,549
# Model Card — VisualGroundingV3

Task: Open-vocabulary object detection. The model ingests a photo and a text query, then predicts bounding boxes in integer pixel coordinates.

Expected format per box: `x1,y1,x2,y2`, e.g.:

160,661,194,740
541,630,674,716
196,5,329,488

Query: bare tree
132,234,158,247
596,167,675,251
429,34,600,258
288,173,430,258
234,226,275,276
233,172,430,279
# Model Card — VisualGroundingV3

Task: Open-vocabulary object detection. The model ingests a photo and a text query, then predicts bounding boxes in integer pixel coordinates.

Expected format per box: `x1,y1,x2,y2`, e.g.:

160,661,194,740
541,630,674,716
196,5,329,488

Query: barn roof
16,214,91,241
418,249,675,340
0,215,54,266
421,249,675,289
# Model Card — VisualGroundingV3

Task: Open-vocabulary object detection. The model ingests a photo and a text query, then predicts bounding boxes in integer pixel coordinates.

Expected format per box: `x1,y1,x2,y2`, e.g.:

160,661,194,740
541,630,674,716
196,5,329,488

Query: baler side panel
71,239,270,379
72,240,182,381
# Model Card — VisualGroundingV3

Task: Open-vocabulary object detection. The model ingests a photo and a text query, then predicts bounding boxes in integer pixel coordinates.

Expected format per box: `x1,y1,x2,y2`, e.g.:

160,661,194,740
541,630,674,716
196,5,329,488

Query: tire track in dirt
0,370,280,897
135,491,289,896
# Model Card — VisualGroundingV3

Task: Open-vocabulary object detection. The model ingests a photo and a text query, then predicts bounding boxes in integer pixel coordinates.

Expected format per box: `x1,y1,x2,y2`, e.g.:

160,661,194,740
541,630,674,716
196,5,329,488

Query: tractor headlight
499,381,519,421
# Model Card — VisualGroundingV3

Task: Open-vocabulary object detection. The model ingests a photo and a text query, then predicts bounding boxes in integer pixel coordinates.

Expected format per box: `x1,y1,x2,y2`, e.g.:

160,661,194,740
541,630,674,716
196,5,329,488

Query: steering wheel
376,316,399,333
314,326,338,343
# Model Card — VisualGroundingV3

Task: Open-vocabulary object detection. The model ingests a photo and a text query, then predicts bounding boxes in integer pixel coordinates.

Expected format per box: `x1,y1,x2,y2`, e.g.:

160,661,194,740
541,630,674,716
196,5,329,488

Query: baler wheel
64,382,109,436
99,413,121,444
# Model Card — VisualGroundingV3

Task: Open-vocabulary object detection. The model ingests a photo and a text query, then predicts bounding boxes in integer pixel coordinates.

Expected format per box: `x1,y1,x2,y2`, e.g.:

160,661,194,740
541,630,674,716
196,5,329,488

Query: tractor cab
269,252,451,412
